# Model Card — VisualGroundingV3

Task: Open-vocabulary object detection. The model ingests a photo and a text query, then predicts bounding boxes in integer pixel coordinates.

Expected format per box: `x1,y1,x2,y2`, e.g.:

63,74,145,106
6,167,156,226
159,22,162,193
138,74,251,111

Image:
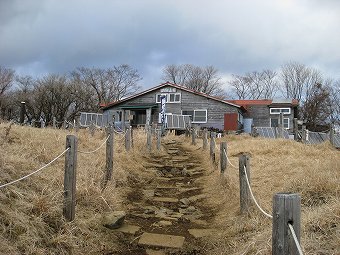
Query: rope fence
0,148,70,189
78,135,110,154
189,130,305,254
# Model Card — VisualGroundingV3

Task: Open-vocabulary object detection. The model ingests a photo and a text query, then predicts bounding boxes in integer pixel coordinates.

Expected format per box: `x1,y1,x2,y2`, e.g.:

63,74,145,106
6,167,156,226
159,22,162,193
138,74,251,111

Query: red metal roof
226,99,273,106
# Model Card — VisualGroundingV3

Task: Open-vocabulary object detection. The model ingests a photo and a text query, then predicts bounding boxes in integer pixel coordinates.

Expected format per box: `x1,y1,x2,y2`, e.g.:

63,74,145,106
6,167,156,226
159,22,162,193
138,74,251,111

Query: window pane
156,95,161,103
175,94,180,102
281,108,290,113
194,110,207,122
283,118,289,128
182,110,193,121
169,94,175,102
271,118,278,127
271,108,280,113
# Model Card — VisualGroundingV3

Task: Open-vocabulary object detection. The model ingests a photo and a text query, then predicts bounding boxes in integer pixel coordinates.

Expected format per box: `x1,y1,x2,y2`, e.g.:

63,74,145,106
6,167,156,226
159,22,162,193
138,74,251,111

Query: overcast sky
1,0,339,89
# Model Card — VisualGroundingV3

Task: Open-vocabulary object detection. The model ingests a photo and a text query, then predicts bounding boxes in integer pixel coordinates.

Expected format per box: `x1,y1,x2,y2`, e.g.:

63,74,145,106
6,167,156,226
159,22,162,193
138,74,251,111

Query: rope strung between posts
0,148,70,189
223,149,238,169
78,135,110,154
243,166,273,219
288,223,304,255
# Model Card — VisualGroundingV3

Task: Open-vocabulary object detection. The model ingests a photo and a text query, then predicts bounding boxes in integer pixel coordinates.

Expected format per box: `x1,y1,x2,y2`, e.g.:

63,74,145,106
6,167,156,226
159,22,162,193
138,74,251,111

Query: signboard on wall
160,95,166,124
160,87,176,93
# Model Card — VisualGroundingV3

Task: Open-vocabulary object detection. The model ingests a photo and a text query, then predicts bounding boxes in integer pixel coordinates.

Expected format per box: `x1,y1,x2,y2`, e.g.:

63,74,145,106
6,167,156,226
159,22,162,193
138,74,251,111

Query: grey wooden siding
103,86,241,130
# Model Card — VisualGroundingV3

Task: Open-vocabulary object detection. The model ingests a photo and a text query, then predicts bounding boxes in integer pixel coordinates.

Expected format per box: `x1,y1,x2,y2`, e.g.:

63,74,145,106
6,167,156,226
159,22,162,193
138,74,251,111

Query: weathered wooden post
130,126,134,148
191,127,196,145
147,126,152,151
272,193,301,255
89,122,95,136
104,126,114,182
220,141,227,175
203,129,208,150
53,117,57,129
277,113,283,138
63,135,78,221
210,132,216,162
239,154,251,214
40,118,45,128
293,118,298,141
20,101,25,124
125,126,131,151
329,124,335,147
157,129,161,150
301,125,306,143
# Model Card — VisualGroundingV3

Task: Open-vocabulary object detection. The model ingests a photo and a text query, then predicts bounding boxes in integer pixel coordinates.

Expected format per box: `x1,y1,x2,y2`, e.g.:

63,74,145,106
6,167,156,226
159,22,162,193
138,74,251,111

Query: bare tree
279,62,322,101
300,82,332,131
0,66,15,96
71,65,142,108
328,80,340,125
162,64,225,97
229,69,278,99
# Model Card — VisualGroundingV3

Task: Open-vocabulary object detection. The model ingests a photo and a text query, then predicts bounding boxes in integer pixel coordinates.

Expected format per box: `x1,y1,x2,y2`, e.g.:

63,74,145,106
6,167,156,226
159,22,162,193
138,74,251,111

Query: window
156,93,181,103
182,109,207,123
270,118,289,129
270,108,291,115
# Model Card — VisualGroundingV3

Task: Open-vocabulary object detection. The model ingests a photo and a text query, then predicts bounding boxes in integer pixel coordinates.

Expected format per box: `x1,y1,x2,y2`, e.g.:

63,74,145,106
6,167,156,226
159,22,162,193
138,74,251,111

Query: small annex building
101,82,244,131
226,99,299,133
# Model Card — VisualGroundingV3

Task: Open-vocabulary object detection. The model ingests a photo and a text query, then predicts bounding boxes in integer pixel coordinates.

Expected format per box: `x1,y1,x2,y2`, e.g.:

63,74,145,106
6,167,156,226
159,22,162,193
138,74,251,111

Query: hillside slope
0,123,339,254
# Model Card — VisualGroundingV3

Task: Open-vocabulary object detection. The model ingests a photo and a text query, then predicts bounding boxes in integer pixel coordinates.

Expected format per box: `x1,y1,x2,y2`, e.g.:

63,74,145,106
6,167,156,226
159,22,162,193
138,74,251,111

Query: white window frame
193,109,207,123
270,118,290,129
270,107,291,115
181,109,208,123
156,93,181,103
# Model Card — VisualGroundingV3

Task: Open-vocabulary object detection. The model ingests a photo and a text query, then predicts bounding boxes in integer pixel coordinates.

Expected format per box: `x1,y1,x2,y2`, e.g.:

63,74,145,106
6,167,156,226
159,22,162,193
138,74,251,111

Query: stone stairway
113,139,216,254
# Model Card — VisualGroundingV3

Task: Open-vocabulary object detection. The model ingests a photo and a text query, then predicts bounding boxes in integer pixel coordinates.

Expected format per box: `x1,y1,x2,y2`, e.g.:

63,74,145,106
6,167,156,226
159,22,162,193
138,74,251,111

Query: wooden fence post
301,125,306,143
272,193,301,255
89,122,95,136
329,124,335,147
191,128,196,145
125,126,131,151
239,154,251,214
20,101,26,124
63,135,78,221
293,118,298,141
203,129,208,150
53,117,57,129
147,126,152,151
130,126,134,148
277,113,283,138
220,141,227,175
210,132,216,162
157,129,161,150
104,126,114,182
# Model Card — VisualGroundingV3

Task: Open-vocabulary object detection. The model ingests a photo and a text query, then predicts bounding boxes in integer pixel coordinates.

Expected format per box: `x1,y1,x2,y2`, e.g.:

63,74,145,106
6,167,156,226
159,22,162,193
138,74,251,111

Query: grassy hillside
0,123,339,254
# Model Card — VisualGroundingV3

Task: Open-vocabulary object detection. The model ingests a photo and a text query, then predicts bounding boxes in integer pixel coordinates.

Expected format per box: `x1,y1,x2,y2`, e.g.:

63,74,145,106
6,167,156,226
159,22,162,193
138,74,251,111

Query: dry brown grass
0,124,339,254
0,123,159,254
182,134,340,255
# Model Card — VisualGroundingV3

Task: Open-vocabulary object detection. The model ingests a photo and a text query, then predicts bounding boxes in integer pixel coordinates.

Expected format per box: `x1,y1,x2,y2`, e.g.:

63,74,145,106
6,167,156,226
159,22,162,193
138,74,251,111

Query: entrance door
224,113,238,131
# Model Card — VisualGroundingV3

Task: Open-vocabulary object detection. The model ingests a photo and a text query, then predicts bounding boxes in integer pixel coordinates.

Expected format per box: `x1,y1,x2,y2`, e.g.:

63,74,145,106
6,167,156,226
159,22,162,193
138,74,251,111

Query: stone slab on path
153,197,179,203
138,232,185,249
188,228,216,238
113,224,140,234
146,249,166,255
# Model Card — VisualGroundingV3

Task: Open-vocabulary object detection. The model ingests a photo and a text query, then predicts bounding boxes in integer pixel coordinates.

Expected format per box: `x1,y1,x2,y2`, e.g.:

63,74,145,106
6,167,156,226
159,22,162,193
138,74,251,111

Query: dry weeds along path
112,139,217,255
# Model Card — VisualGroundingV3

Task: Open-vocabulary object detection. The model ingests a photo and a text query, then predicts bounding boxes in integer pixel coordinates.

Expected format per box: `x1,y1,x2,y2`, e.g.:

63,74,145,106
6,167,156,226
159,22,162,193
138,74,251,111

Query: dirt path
112,139,216,255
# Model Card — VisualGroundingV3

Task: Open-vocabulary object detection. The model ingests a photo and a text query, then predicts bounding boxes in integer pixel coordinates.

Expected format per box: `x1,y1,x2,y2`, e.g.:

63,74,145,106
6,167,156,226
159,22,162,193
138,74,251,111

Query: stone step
188,228,216,238
138,232,185,249
153,197,179,203
113,224,141,234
